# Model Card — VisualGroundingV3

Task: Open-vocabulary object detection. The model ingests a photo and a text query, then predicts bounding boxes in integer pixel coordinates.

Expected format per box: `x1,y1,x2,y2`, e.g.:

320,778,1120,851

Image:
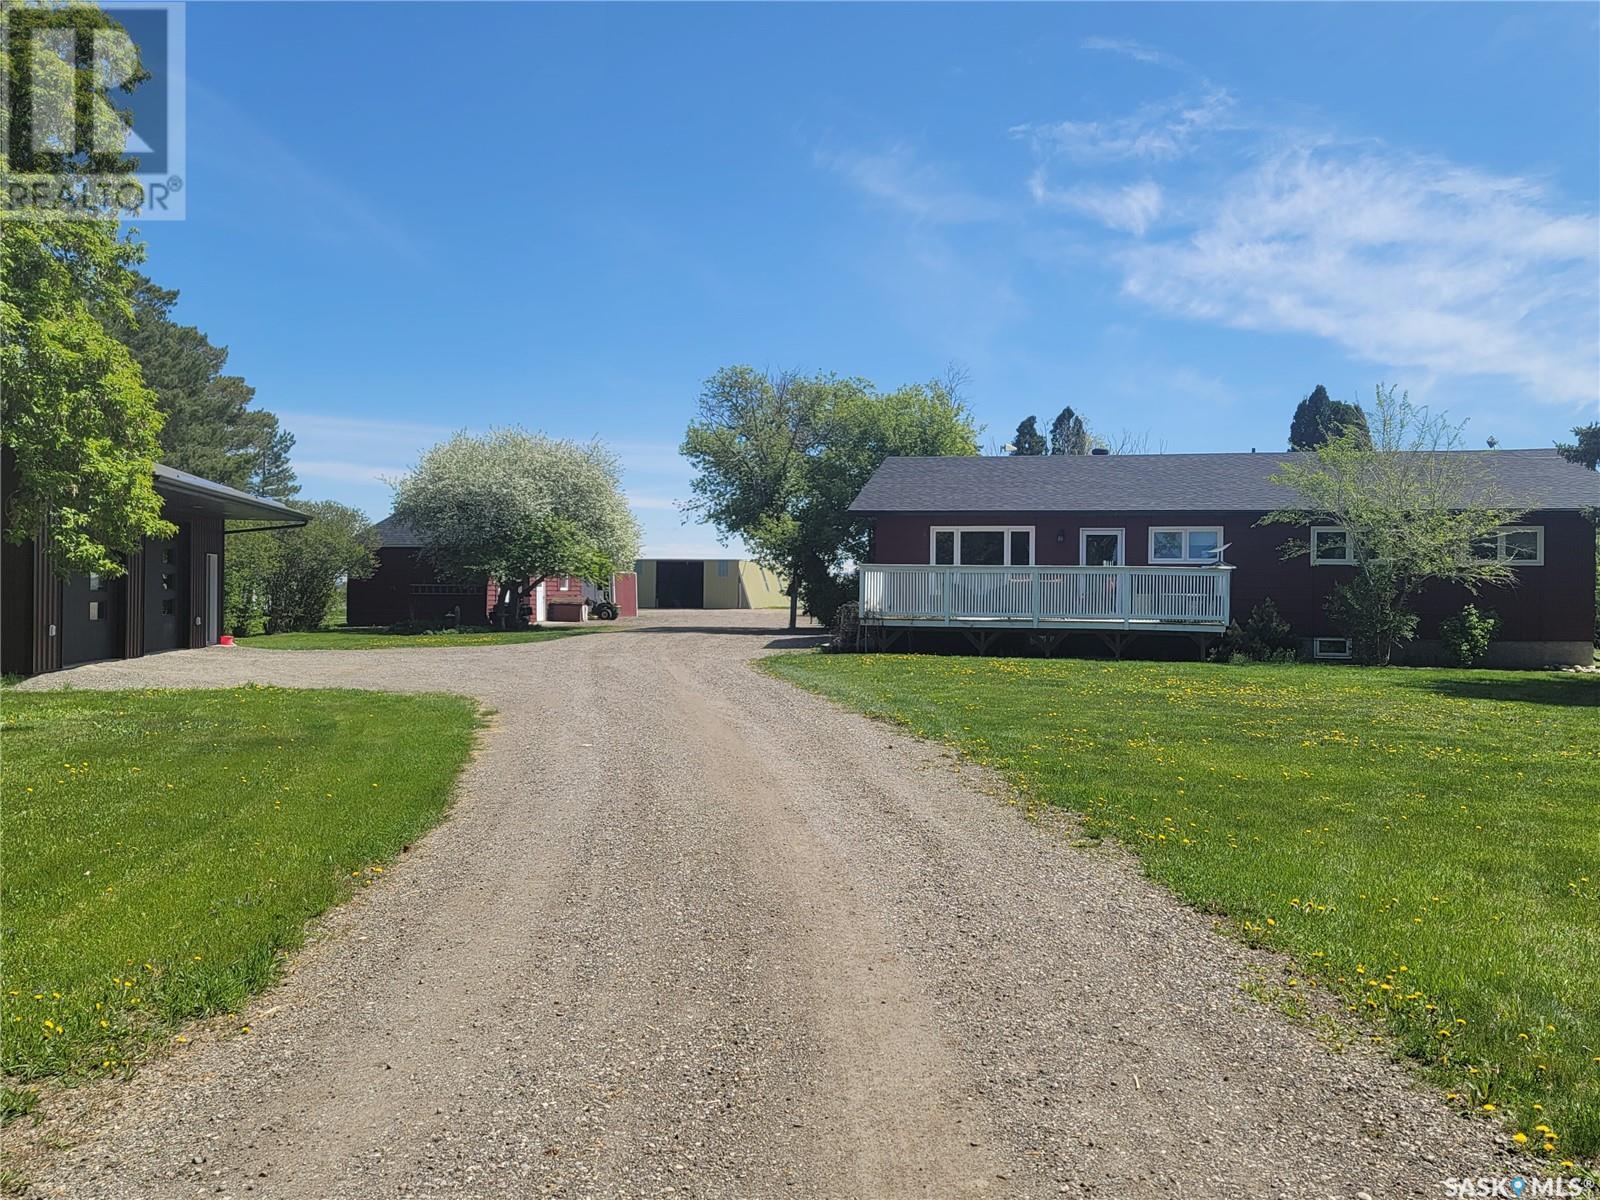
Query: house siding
345,547,491,628
867,508,1595,658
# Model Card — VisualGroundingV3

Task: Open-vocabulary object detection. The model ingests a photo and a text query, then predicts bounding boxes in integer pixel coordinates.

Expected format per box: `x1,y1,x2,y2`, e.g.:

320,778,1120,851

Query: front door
143,533,189,652
62,569,124,665
1080,529,1124,566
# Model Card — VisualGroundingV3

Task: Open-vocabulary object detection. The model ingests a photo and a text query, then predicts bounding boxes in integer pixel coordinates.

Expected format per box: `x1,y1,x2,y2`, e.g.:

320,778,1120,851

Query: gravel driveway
13,611,1504,1198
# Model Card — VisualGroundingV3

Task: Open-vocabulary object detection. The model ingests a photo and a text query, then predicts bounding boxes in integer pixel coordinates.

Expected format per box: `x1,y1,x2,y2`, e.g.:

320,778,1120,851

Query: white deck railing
859,564,1233,629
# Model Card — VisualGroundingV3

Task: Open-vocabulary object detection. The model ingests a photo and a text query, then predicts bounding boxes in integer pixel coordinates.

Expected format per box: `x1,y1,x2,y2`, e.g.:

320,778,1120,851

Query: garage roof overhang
154,464,310,526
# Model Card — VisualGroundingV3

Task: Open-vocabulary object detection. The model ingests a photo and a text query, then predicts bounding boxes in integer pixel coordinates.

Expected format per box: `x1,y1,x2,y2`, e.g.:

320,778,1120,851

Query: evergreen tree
118,276,297,495
1289,385,1372,451
1010,416,1047,456
1048,406,1090,455
1555,423,1600,470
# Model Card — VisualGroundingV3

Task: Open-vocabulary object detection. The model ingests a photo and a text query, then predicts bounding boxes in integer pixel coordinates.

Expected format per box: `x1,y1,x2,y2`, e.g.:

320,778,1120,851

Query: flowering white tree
391,429,640,627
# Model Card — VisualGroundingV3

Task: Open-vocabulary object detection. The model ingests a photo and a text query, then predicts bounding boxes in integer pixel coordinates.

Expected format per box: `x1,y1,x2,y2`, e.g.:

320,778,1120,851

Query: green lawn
0,687,481,1087
235,625,598,650
763,651,1600,1163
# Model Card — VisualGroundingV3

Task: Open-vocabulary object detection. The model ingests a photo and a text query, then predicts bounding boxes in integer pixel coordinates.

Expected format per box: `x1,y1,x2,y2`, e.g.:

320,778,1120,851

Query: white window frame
1310,525,1355,566
1479,526,1545,567
1313,637,1352,660
1079,527,1126,567
1148,526,1225,565
929,526,1035,567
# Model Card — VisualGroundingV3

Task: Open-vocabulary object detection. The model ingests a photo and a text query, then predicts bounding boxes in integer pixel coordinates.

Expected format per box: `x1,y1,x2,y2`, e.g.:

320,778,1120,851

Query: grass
763,651,1600,1163
234,625,599,650
0,686,481,1084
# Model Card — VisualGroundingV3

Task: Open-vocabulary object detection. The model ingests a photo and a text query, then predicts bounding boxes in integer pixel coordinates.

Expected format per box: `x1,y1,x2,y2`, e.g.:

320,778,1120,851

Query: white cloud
1031,177,1163,235
626,492,680,511
1011,87,1233,163
293,459,407,485
1079,36,1186,71
817,144,1007,223
1120,147,1600,403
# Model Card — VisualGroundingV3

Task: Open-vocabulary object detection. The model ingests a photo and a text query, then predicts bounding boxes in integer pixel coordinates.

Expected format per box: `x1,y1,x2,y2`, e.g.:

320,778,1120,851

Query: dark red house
346,514,637,627
849,449,1598,667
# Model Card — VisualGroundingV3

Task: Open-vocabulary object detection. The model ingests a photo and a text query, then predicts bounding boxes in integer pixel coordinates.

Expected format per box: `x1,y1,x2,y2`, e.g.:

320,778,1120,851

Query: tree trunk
788,575,799,631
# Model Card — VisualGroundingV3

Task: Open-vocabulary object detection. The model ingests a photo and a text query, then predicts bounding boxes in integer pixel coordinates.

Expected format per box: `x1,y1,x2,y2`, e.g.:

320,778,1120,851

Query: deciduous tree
683,367,980,627
1,4,174,575
226,501,377,634
1263,386,1523,664
390,429,639,628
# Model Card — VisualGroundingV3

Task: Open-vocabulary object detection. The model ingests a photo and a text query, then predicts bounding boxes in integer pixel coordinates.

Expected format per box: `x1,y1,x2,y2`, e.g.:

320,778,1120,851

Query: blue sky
138,2,1600,556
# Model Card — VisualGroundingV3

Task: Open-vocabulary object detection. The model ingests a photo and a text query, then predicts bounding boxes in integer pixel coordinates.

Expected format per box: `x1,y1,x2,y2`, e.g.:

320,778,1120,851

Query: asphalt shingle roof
371,514,421,547
848,449,1599,514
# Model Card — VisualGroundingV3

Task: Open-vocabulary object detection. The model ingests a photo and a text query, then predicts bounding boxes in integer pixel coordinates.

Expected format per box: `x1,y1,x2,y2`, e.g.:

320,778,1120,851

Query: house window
88,601,103,621
87,572,102,591
1473,526,1544,566
1310,526,1354,565
1313,637,1352,660
162,546,176,564
1080,528,1125,567
1149,527,1224,564
717,560,730,577
160,572,176,591
929,526,1034,566
161,598,176,615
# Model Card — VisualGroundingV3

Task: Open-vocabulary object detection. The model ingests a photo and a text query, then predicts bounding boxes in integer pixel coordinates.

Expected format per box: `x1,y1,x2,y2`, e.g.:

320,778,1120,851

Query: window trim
929,525,1035,567
1313,636,1352,660
1310,525,1355,566
1148,526,1225,565
1079,527,1126,567
1481,525,1545,567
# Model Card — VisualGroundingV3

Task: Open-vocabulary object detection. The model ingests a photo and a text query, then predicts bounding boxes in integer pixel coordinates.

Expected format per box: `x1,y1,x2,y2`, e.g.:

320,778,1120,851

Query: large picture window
929,526,1034,566
1149,526,1224,564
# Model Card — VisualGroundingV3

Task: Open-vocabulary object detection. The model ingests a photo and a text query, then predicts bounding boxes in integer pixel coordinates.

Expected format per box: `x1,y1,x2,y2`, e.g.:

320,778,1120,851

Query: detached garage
634,558,789,609
1,459,308,675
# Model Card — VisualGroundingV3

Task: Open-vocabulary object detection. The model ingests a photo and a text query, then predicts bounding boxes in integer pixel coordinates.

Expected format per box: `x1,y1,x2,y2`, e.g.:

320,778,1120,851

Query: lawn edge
756,650,1596,1174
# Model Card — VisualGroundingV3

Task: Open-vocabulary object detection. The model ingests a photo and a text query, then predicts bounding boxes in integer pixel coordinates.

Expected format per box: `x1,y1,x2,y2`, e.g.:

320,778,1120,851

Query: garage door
655,560,704,608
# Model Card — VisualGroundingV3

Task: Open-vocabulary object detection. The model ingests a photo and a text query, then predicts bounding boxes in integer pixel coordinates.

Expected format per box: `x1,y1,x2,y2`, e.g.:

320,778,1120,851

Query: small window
933,531,955,565
88,601,103,621
1149,527,1223,564
161,598,175,615
1310,527,1354,565
87,572,102,591
1313,637,1352,660
1009,530,1033,566
161,572,176,591
717,560,730,577
162,546,176,564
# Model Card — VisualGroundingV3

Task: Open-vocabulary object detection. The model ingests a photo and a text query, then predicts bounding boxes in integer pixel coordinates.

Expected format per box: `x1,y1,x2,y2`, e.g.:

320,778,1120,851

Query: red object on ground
218,635,235,646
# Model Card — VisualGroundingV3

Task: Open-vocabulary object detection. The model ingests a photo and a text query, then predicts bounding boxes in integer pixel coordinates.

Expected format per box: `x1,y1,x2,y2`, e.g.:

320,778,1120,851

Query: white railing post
1029,567,1040,627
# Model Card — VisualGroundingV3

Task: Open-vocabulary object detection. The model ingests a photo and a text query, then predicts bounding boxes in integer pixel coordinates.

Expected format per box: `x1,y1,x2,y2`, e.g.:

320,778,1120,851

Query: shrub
1325,564,1418,666
1217,598,1298,663
1439,604,1499,667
